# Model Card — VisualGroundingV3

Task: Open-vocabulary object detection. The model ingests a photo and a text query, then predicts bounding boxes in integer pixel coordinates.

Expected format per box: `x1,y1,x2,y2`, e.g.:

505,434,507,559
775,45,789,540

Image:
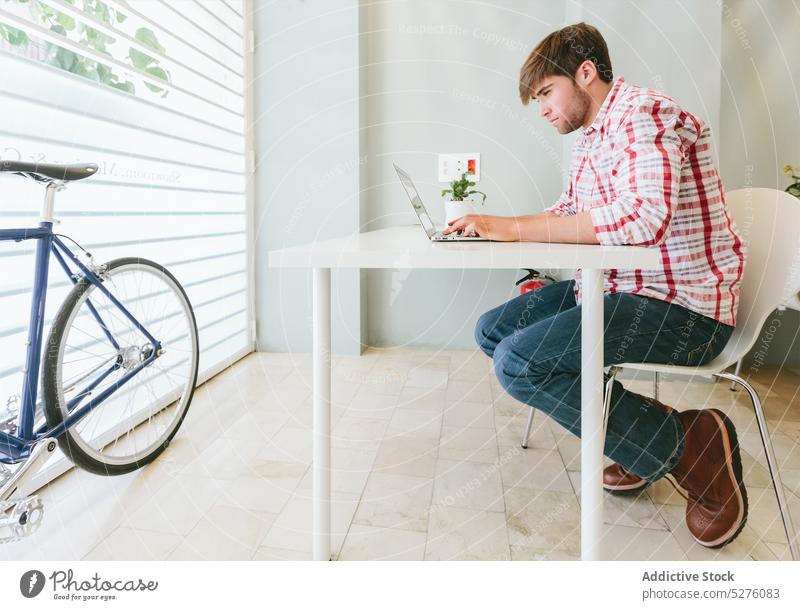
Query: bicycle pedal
0,495,44,544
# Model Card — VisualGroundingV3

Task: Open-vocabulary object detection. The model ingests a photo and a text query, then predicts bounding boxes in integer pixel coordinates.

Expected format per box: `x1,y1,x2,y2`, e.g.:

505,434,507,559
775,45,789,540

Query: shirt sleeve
543,183,576,217
588,100,688,246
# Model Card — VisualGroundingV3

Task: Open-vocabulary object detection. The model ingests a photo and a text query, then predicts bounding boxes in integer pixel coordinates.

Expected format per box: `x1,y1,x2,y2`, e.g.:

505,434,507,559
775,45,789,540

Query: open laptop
394,163,491,241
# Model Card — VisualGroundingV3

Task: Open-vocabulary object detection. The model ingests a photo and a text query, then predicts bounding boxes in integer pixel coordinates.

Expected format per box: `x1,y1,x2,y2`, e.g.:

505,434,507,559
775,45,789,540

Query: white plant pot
443,198,478,225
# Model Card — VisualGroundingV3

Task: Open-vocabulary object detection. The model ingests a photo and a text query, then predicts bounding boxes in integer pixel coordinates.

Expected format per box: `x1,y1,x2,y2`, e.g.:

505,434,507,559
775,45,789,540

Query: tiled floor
3,348,799,561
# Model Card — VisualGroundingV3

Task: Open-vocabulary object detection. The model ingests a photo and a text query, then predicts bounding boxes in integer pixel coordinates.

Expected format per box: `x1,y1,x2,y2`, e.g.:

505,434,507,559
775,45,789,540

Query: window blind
0,0,252,474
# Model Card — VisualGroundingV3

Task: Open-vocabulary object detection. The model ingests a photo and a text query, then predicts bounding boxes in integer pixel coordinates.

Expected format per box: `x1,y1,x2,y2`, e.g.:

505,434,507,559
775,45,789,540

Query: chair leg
653,371,660,401
715,371,799,561
520,366,620,449
521,407,535,449
602,366,620,441
730,359,742,391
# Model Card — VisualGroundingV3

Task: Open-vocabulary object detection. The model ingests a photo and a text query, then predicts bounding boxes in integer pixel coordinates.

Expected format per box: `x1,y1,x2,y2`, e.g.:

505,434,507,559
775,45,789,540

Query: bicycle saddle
0,160,98,182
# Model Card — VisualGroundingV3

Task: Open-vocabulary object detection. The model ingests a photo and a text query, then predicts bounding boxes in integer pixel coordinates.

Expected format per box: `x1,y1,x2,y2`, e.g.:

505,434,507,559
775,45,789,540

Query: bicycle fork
0,439,58,544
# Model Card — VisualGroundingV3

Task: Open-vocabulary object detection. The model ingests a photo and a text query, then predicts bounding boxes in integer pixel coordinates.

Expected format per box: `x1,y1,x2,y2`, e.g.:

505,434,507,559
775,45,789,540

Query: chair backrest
710,188,800,370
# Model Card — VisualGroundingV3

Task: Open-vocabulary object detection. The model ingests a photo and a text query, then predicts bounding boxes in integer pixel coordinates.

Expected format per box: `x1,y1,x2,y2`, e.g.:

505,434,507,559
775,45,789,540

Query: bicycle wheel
42,257,199,475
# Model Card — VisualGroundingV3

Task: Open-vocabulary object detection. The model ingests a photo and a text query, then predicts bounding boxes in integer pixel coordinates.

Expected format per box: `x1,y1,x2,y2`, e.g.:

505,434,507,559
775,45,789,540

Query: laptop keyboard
434,231,480,240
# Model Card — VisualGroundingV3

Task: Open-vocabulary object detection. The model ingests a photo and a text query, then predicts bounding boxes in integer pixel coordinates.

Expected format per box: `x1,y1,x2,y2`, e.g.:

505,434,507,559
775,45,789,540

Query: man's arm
588,101,685,246
448,99,686,245
442,209,599,242
515,211,600,244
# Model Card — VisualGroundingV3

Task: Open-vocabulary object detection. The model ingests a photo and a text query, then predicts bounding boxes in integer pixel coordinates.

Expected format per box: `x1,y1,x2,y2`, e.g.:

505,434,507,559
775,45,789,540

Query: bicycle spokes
48,260,198,470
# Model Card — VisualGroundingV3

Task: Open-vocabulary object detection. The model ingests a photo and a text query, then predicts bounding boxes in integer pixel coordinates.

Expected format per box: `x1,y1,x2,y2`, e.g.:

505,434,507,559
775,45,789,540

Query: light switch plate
438,152,480,182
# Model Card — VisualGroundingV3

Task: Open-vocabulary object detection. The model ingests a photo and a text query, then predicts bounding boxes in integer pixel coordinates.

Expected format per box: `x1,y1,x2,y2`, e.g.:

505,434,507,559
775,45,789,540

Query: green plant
784,165,800,199
0,0,171,96
440,172,487,204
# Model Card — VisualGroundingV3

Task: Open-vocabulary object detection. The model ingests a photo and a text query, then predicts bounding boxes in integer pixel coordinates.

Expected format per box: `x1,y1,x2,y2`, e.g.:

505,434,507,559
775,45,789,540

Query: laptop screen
394,164,436,237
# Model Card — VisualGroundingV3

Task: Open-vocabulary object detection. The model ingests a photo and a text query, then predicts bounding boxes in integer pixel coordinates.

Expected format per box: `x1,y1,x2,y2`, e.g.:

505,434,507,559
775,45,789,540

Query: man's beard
558,84,592,134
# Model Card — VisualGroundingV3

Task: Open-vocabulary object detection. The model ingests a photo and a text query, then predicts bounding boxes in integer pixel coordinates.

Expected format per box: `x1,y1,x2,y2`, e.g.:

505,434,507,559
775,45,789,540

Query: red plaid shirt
545,77,745,326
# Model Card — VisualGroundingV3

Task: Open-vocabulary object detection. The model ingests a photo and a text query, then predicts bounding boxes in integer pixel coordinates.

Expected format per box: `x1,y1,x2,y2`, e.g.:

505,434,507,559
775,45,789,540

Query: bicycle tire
42,257,199,475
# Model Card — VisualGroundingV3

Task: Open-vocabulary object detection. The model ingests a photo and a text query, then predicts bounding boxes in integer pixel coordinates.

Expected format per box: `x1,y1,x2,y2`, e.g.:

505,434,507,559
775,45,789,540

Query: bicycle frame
0,200,162,463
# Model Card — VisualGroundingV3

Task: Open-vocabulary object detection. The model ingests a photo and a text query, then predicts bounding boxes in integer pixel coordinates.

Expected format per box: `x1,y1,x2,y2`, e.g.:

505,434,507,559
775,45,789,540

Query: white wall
579,0,721,147
719,0,800,195
719,0,800,367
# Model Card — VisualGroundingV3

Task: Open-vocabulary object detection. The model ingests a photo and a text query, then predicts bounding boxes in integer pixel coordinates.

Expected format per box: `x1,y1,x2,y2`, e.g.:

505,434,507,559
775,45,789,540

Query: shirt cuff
544,204,571,217
589,203,628,246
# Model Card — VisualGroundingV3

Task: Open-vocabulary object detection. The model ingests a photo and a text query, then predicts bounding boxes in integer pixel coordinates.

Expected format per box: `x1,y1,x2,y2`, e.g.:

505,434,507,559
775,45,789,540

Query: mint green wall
254,1,364,354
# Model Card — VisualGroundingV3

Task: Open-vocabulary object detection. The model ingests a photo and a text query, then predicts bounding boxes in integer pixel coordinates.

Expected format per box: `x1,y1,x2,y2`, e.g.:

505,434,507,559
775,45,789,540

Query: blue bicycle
0,160,199,543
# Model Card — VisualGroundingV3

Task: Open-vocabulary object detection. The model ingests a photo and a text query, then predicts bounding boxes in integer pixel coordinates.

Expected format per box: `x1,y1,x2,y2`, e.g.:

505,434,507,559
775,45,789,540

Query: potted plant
784,165,800,199
441,172,487,224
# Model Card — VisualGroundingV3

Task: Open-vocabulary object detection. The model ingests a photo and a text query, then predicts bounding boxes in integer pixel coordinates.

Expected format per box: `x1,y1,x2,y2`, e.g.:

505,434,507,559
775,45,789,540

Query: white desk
268,225,661,560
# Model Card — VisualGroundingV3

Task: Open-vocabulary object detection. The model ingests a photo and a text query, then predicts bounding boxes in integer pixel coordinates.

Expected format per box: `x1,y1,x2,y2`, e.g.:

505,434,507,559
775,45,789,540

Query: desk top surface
267,225,662,270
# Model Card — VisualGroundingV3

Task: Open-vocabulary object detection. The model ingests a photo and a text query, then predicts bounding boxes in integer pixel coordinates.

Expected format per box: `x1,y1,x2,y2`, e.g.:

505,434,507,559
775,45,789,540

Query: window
0,1,251,430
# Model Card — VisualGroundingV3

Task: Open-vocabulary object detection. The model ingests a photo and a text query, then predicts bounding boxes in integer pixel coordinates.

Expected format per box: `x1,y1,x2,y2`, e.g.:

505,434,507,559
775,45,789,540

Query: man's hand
441,214,520,241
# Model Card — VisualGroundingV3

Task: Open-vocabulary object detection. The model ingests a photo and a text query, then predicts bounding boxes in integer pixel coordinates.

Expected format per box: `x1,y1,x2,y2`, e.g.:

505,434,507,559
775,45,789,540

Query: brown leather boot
603,463,651,493
668,408,748,548
603,397,675,494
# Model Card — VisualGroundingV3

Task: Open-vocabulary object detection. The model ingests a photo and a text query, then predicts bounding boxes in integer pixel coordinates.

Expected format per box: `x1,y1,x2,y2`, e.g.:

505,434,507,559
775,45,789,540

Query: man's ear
575,59,597,86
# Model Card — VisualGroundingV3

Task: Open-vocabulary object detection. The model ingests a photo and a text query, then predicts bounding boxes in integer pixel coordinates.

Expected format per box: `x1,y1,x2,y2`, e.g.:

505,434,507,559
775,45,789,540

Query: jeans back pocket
684,324,733,366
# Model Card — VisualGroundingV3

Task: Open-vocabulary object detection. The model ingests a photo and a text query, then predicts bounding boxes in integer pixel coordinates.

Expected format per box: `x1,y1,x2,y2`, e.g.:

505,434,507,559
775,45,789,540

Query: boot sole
603,479,652,494
694,408,749,549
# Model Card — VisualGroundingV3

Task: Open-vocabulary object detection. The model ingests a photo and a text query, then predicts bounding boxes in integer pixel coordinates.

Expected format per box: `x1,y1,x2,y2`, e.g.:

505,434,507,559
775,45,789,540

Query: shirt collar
583,76,626,136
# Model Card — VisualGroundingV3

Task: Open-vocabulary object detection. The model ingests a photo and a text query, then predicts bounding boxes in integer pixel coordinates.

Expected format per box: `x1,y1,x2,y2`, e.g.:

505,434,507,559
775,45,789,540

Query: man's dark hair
519,22,613,106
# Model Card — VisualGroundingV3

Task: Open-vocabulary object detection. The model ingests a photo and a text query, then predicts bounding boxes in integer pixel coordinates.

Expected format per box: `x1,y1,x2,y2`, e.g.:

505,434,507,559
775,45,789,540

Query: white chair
728,291,800,390
520,188,800,560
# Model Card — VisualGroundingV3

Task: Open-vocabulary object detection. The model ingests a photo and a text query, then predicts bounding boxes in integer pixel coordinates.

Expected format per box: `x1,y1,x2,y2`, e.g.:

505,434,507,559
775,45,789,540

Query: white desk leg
312,267,331,560
581,268,604,561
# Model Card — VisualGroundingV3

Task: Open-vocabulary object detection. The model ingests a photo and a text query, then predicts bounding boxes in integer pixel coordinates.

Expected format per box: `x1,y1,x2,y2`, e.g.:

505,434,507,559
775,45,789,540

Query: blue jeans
474,280,734,482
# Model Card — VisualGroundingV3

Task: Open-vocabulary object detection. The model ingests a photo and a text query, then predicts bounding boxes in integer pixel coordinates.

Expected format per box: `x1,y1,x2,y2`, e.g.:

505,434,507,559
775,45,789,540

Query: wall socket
438,152,480,182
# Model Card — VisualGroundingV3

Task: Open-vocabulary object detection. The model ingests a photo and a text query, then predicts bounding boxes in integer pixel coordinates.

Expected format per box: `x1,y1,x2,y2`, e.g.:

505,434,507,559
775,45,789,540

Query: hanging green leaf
53,46,77,71
0,23,29,47
134,27,164,53
96,62,111,81
56,12,75,31
109,80,135,94
144,65,169,95
129,47,156,69
2,0,172,99
145,65,168,82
